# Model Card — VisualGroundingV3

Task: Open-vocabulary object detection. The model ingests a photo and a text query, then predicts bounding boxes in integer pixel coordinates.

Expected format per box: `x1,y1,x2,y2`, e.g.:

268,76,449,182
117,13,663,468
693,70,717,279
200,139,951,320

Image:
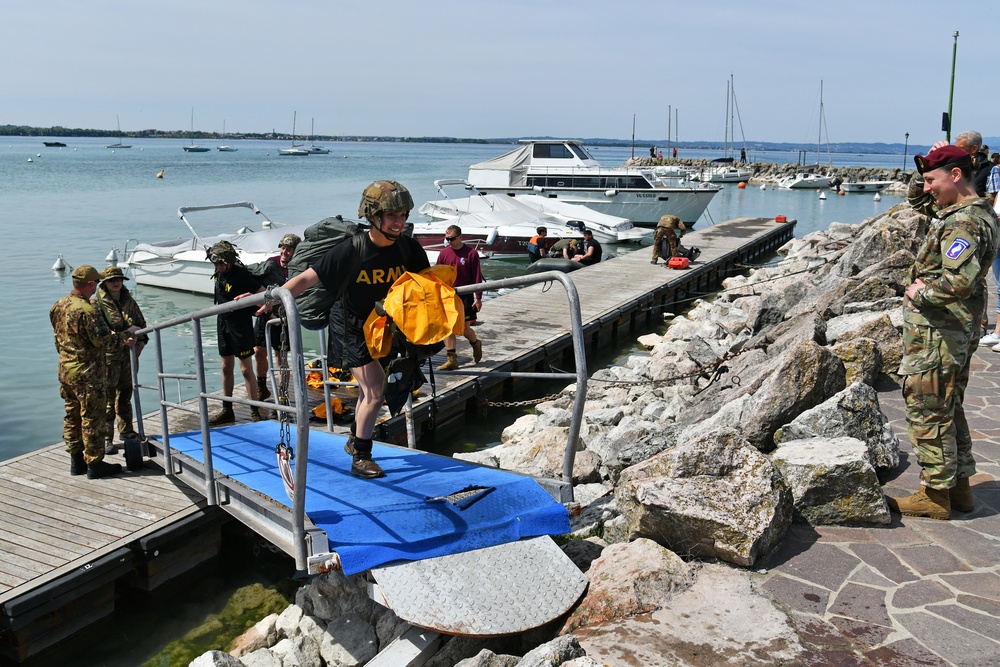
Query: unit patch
945,238,971,260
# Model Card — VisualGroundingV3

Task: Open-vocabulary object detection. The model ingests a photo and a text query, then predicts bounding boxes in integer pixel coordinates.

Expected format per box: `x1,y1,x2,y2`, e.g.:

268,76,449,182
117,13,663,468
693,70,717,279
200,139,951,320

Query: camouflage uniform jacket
50,293,121,385
93,284,148,361
899,197,999,374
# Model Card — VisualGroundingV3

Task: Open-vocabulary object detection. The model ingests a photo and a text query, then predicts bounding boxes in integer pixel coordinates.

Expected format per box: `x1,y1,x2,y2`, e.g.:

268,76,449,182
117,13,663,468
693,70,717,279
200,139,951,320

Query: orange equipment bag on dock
667,256,690,270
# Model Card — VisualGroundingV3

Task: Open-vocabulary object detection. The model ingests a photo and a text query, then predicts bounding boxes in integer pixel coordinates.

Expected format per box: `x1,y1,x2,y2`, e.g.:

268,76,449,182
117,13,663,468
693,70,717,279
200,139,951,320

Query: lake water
0,137,903,461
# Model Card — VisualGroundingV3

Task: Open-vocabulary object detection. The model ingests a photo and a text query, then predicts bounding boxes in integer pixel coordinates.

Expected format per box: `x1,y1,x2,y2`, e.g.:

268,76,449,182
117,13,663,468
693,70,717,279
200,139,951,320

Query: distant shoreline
3,124,932,156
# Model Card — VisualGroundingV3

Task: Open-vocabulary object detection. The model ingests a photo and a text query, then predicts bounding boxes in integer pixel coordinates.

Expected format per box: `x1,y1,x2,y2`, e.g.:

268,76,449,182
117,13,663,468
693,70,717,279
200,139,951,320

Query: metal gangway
128,272,590,650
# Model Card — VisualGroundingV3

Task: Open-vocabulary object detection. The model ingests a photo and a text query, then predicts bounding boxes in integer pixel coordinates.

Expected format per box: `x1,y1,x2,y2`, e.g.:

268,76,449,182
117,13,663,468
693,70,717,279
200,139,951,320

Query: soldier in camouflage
651,215,685,264
891,144,1000,519
50,265,137,479
93,266,148,451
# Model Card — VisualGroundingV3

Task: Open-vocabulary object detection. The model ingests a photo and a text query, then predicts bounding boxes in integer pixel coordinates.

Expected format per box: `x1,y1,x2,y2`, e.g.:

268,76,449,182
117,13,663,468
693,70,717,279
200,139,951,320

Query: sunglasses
106,278,124,283
444,236,458,242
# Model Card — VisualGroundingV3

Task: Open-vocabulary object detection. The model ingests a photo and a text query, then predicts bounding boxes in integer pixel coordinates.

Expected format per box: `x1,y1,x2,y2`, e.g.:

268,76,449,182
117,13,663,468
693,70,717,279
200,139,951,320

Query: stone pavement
756,343,1000,667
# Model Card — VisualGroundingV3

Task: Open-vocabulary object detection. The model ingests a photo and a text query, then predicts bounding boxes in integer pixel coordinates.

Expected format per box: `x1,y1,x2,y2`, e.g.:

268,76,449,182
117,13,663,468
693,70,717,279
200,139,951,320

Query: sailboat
217,120,237,152
779,81,836,189
307,118,330,154
696,75,751,183
279,112,310,156
183,109,210,153
105,115,132,149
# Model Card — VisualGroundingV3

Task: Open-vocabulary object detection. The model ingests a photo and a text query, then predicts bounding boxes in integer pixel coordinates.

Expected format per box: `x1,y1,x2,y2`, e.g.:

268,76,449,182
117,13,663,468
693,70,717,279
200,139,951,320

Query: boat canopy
468,144,533,187
710,157,735,164
132,225,303,259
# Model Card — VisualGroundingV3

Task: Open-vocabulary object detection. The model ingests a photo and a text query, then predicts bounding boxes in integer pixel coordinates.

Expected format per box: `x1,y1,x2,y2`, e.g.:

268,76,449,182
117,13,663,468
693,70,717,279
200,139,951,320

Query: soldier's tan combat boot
437,350,459,371
209,406,235,426
343,435,385,479
257,377,272,402
250,406,264,422
950,477,974,513
471,339,483,364
886,486,950,520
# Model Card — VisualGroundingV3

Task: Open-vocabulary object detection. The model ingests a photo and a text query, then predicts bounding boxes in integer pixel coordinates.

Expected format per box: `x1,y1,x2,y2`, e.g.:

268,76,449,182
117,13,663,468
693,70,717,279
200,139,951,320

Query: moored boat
778,171,837,189
840,180,894,193
467,139,720,225
122,202,309,295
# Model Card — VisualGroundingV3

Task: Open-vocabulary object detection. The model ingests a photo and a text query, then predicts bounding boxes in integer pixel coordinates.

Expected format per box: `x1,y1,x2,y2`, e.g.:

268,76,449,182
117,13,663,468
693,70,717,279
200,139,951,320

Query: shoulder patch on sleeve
945,237,971,260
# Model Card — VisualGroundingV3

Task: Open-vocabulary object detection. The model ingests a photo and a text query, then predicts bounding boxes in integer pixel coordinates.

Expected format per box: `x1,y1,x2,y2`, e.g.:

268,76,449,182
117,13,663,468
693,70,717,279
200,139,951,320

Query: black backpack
287,216,361,329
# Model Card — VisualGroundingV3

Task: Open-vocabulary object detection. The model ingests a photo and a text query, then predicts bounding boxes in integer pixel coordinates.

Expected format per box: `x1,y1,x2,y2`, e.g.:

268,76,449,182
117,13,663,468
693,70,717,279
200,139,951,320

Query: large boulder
684,340,847,452
612,428,792,567
770,437,891,525
585,417,681,483
561,538,694,633
773,381,900,477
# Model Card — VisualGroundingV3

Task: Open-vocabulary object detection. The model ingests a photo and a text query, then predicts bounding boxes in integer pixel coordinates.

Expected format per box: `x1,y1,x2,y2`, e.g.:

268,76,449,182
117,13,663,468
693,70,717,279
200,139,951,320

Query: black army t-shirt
312,233,430,319
214,264,262,323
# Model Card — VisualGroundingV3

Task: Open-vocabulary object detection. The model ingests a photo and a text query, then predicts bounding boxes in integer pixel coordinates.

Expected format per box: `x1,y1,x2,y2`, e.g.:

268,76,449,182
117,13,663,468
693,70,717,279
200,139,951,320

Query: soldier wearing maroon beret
890,144,1000,519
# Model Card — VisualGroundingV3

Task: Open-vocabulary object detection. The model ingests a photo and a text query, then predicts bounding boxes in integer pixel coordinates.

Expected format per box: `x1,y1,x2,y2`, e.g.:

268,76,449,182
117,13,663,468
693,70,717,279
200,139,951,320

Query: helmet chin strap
372,215,401,241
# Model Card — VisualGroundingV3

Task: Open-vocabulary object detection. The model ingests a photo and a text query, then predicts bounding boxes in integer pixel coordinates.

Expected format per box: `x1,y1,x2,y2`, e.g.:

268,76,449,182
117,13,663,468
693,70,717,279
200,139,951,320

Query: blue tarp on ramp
165,422,571,575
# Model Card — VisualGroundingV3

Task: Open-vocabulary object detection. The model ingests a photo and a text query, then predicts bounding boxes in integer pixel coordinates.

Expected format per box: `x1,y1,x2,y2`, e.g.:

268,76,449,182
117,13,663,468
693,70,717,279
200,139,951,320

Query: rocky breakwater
192,201,927,666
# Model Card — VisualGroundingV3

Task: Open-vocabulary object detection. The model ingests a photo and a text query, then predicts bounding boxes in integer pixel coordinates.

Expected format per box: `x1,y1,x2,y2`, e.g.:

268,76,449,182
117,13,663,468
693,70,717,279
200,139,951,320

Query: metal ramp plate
370,536,588,636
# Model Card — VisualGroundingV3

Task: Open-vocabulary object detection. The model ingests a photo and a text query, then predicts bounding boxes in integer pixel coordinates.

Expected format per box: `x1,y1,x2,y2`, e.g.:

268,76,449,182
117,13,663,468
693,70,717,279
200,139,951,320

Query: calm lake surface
1,136,903,461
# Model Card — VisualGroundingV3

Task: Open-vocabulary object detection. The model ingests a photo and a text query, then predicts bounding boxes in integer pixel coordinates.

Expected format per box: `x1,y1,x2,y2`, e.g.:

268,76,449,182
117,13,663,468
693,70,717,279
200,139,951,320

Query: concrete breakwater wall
628,156,913,193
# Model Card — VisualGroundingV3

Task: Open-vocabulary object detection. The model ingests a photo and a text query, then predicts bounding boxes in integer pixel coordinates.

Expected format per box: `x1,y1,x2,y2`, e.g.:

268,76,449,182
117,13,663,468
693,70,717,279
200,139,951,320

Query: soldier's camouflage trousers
902,351,977,490
61,380,109,464
105,355,135,442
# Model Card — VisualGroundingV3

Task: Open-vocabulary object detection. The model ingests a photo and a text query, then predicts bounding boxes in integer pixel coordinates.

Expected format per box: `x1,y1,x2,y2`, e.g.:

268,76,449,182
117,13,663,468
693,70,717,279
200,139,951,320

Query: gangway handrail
313,271,588,492
130,288,313,571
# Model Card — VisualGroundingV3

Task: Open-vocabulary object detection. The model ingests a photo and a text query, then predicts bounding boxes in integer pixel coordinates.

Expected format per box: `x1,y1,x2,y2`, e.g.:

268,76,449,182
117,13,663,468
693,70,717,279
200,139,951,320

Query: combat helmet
206,240,240,265
358,180,414,223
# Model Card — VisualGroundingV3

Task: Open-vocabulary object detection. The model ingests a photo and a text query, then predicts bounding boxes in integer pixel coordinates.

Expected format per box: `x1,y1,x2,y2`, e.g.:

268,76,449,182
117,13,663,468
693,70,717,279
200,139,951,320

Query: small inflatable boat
524,258,584,275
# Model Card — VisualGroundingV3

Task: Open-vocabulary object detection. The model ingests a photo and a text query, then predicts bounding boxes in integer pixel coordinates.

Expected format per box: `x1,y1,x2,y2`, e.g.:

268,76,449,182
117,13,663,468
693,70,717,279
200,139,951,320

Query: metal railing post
191,318,218,506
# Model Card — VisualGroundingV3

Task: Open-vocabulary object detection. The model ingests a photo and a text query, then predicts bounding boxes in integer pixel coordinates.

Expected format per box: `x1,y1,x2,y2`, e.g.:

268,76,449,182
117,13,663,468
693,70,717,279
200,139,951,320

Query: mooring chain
590,344,762,390
483,393,564,408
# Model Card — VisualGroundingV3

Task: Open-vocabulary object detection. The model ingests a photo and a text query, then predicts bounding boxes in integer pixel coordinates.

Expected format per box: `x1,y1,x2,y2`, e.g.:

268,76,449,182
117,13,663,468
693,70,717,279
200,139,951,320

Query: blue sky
2,1,992,145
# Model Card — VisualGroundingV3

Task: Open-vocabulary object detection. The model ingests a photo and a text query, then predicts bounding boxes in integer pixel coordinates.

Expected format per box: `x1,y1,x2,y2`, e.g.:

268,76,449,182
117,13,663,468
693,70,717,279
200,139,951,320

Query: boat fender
604,189,618,197
667,256,690,270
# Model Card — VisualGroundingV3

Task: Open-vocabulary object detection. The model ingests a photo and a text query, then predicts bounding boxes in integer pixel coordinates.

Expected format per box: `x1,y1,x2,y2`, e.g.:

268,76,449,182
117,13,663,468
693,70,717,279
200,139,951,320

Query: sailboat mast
724,78,731,159
817,81,823,165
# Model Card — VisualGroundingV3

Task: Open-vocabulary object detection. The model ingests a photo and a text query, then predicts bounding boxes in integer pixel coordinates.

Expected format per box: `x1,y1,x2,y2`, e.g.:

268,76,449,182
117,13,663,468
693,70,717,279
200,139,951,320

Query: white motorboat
692,162,753,183
123,202,310,295
467,139,721,225
413,180,587,256
840,180,894,193
778,172,837,189
419,179,650,245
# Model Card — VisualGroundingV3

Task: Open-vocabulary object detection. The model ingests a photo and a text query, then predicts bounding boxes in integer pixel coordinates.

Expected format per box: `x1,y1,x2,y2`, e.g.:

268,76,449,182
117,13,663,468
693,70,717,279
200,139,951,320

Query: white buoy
819,191,827,200
105,247,119,264
760,184,766,190
52,254,67,271
873,193,881,202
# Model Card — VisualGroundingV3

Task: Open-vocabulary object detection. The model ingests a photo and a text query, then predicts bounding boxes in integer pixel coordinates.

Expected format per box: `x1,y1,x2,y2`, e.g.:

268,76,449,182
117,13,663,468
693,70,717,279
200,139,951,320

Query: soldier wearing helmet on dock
50,265,137,479
264,180,430,479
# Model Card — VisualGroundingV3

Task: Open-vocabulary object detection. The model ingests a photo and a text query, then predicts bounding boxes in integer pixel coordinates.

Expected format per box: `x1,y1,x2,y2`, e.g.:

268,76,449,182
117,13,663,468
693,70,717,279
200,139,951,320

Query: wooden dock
0,215,794,662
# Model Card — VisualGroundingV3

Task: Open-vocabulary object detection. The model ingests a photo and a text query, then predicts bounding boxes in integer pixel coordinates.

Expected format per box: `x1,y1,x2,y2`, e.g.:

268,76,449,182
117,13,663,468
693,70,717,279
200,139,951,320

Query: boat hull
470,187,716,226
183,146,210,153
840,181,893,192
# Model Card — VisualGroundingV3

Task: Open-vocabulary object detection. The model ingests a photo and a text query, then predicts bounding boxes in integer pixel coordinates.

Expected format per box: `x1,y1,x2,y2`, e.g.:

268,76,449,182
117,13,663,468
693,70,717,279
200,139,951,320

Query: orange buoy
738,181,746,189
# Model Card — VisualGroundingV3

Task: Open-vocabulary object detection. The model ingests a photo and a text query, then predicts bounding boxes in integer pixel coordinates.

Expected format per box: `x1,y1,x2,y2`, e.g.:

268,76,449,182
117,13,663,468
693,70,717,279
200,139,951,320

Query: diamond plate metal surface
371,536,588,636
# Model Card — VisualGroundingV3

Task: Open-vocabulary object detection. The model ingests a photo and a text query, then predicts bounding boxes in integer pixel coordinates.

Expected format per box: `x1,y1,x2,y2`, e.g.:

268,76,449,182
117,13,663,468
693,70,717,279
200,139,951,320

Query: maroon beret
914,144,973,174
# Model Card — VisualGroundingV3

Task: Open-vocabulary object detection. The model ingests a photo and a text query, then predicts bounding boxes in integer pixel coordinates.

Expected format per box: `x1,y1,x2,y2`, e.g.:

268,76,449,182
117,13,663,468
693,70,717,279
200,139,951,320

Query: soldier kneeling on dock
651,215,700,264
50,265,138,479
